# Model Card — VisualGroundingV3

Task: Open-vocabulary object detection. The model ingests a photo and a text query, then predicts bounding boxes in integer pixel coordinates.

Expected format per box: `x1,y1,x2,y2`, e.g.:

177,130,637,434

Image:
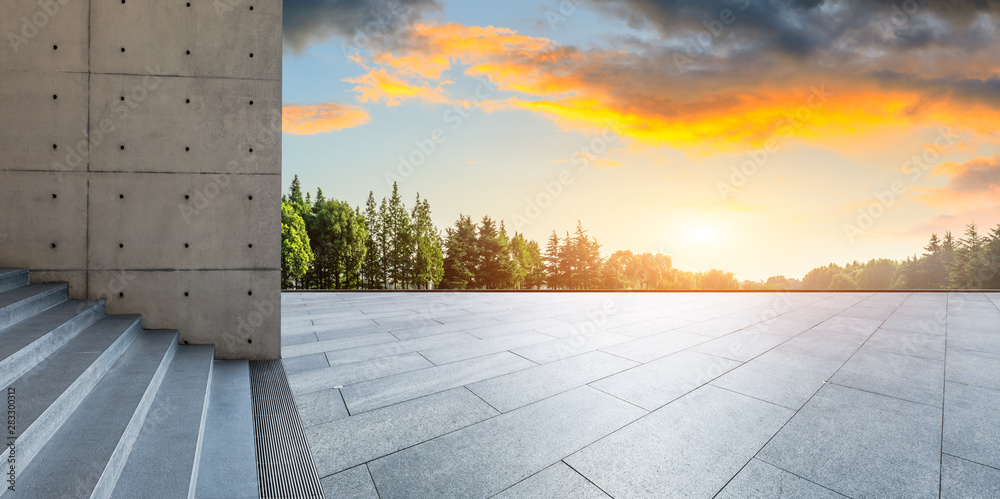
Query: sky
280,0,1000,282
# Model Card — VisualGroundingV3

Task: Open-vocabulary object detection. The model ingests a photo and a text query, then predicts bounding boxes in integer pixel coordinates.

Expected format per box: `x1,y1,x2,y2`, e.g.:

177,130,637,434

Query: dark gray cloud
284,0,439,51
595,0,996,59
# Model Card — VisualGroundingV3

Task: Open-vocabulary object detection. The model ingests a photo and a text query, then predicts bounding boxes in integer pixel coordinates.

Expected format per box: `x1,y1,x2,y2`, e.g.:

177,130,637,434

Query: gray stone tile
320,465,379,499
492,462,611,499
774,328,867,362
287,352,433,395
947,348,1000,391
948,329,1000,355
815,316,883,337
880,313,947,335
281,332,398,358
280,352,329,376
340,352,536,413
467,351,637,412
941,454,1000,499
744,317,819,336
944,381,1000,469
606,316,693,338
510,330,634,364
712,349,843,410
599,330,709,363
591,350,741,411
838,304,895,321
864,326,946,360
294,389,349,428
305,388,498,477
464,318,569,339
324,331,477,366
758,383,942,498
566,385,793,498
831,347,944,407
689,330,789,362
418,331,555,365
673,316,755,338
716,459,846,499
367,386,645,499
281,332,319,346
390,318,502,340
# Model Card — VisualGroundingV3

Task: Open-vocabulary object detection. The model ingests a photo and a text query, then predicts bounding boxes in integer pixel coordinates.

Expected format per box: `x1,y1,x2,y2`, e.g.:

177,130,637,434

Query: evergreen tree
385,182,413,288
474,216,511,289
441,214,477,289
544,231,563,289
949,222,988,288
411,195,444,289
361,192,384,289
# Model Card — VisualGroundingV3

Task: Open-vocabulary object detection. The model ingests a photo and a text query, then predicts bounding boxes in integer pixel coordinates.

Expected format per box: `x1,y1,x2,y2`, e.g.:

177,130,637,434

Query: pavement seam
751,457,853,498
938,292,951,499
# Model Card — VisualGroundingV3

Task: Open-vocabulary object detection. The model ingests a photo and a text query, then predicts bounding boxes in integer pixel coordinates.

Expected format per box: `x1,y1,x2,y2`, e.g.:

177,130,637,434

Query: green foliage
441,215,477,289
280,203,313,289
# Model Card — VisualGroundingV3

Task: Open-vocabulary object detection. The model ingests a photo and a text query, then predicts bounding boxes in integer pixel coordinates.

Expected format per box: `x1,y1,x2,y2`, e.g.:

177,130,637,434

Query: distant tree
829,272,857,290
361,191,384,289
281,203,313,289
803,264,841,290
308,194,367,289
441,214,477,289
410,194,444,289
474,216,512,289
696,269,740,290
544,231,564,289
949,222,988,289
856,259,898,290
384,182,413,288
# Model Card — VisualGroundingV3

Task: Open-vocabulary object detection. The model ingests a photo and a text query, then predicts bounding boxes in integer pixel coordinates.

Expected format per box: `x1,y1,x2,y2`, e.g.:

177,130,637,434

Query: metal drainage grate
250,360,325,499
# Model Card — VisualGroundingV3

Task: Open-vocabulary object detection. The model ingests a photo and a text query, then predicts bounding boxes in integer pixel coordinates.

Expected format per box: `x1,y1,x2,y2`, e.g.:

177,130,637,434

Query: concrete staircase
0,268,259,499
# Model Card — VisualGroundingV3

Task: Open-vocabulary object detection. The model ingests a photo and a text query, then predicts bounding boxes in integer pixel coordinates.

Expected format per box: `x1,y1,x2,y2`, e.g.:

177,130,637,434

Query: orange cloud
282,102,371,135
344,22,1000,154
914,155,1000,208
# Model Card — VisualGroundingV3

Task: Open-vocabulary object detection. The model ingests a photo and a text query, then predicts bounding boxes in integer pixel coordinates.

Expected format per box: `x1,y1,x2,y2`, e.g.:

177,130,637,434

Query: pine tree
411,195,444,289
544,230,562,289
361,192,384,289
441,215,477,289
949,222,987,288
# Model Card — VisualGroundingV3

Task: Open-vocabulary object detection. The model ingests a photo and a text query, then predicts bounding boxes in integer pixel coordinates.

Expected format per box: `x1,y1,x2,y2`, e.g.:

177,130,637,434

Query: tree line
281,177,1000,290
799,222,1000,290
280,177,744,290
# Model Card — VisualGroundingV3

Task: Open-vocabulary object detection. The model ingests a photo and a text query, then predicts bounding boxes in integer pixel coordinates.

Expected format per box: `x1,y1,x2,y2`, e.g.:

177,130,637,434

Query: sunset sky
280,0,1000,282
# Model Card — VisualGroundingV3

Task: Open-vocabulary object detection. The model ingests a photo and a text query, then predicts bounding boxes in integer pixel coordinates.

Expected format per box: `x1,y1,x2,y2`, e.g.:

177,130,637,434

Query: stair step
4,330,178,499
111,345,215,499
0,268,28,293
3,314,142,473
0,299,106,389
196,360,260,499
0,283,67,331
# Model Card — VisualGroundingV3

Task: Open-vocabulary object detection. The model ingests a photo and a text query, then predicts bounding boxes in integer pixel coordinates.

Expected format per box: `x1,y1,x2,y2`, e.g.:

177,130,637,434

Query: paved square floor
280,291,1000,498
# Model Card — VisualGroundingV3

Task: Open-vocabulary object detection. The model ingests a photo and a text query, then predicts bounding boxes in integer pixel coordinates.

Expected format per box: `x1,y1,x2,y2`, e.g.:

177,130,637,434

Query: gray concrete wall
0,1,283,359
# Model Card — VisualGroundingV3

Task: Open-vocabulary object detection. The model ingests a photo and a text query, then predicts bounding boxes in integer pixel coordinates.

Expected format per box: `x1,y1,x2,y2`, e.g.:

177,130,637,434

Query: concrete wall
0,1,282,359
